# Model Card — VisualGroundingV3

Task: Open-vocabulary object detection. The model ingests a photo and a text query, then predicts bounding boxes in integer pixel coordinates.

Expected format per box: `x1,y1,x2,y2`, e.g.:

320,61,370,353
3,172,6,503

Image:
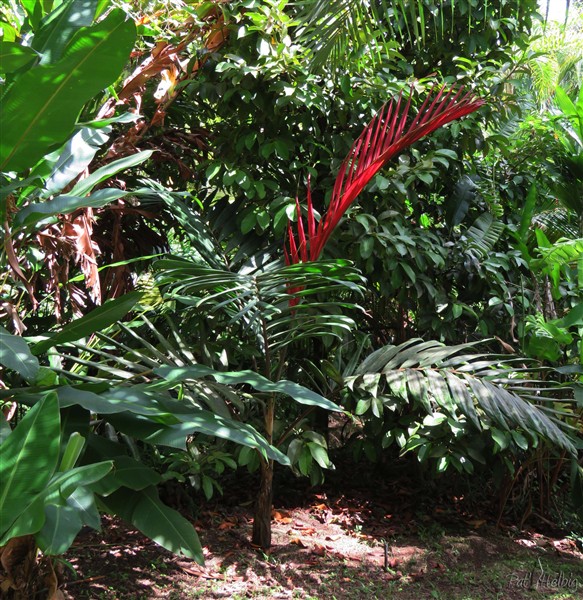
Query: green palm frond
463,213,505,258
534,237,583,270
155,257,365,352
296,0,542,70
140,181,227,269
296,0,440,68
348,338,578,455
532,207,579,242
51,313,244,417
529,55,561,104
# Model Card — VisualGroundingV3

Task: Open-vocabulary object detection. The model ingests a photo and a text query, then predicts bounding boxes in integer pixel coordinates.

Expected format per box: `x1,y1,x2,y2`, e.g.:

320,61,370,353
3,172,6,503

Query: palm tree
295,0,543,70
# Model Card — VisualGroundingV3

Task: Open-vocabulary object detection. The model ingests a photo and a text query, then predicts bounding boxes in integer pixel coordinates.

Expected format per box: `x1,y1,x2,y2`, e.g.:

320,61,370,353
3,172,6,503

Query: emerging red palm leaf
285,84,485,266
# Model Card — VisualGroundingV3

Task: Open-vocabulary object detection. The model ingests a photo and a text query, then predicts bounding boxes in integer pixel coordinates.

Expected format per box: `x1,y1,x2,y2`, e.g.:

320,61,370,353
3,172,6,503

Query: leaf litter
61,463,583,599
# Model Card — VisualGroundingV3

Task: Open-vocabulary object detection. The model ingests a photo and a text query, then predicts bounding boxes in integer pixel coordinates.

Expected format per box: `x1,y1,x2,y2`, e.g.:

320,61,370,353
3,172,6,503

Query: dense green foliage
0,0,582,592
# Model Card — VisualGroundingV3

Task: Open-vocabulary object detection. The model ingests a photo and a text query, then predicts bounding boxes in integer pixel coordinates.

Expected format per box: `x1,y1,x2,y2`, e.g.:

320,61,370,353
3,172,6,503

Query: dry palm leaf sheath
285,84,485,269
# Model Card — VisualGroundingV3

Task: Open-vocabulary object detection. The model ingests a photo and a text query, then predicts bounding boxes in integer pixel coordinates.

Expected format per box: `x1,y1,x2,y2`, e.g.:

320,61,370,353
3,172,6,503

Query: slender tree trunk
252,395,275,549
252,457,274,548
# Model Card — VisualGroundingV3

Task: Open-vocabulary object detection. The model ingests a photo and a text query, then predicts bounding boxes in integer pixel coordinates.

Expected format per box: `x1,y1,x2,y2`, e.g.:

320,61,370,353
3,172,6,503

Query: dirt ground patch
61,475,583,600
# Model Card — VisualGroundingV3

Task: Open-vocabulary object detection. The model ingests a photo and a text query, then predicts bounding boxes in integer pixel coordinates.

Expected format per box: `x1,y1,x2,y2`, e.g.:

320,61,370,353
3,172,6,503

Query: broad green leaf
0,21,18,42
490,428,510,451
155,365,342,412
59,432,85,471
0,9,136,172
308,443,330,469
57,385,166,416
101,487,204,563
422,412,447,427
44,126,111,194
355,398,371,415
78,111,139,129
91,456,162,496
143,410,290,466
44,461,113,503
0,495,46,544
0,413,10,445
68,150,153,197
555,86,583,141
511,430,529,451
32,0,99,64
527,334,561,362
0,394,60,538
298,449,313,476
20,0,45,28
0,42,39,73
36,503,83,555
33,292,143,355
67,486,101,530
14,188,127,229
0,326,40,381
554,303,583,328
132,489,203,563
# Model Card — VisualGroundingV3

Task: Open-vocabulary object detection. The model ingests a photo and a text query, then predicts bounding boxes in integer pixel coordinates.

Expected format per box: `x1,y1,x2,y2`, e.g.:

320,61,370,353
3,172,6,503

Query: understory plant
0,1,237,594
151,82,485,550
343,337,582,524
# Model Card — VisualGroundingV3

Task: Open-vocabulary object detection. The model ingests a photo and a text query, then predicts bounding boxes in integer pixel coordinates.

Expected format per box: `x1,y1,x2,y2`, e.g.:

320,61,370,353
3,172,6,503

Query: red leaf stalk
286,84,485,264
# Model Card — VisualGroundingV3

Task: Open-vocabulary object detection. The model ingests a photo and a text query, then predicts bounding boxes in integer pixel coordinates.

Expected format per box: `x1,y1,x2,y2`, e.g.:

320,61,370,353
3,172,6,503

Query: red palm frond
287,84,485,263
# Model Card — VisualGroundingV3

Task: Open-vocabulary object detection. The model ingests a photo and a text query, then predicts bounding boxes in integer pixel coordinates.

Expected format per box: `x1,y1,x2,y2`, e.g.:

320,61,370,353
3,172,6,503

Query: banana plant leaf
0,9,136,172
100,486,204,563
0,394,60,539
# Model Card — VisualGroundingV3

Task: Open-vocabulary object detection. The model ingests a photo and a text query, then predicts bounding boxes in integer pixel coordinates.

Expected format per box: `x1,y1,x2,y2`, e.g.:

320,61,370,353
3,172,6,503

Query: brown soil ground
61,463,583,600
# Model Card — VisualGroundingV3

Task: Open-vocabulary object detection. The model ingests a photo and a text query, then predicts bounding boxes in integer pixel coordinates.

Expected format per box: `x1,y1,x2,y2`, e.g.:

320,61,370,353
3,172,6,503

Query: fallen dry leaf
312,544,326,556
272,510,293,524
289,538,307,548
409,569,425,579
466,519,486,529
182,568,224,580
301,559,320,567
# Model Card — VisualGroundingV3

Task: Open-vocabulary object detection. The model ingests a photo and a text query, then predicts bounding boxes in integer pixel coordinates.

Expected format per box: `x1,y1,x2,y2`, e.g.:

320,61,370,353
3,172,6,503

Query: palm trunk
252,394,275,549
252,456,274,548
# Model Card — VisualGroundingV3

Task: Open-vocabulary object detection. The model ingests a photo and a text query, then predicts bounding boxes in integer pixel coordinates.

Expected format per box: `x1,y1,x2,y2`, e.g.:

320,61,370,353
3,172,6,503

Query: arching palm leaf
296,0,553,70
155,256,364,352
532,207,579,242
464,213,506,258
349,338,578,455
296,0,455,68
